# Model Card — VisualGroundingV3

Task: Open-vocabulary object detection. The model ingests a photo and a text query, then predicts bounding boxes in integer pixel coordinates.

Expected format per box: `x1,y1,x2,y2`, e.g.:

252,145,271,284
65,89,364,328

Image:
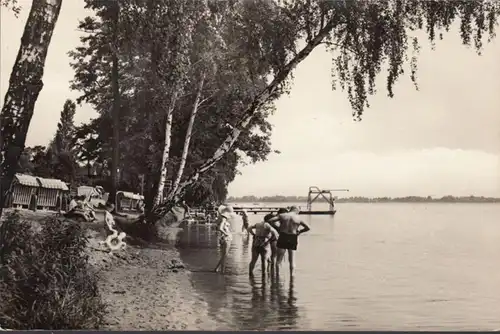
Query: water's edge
87,229,217,330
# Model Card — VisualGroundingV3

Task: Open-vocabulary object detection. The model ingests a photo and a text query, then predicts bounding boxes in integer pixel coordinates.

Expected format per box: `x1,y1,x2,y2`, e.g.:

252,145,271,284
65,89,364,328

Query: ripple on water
177,203,500,331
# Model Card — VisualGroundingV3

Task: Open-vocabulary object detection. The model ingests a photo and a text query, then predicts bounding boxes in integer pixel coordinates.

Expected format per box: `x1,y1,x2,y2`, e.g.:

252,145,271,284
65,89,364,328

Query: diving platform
231,186,349,216
306,186,349,214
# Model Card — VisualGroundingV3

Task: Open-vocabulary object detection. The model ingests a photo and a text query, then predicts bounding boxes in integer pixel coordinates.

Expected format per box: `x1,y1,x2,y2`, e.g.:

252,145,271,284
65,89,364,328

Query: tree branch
152,17,339,218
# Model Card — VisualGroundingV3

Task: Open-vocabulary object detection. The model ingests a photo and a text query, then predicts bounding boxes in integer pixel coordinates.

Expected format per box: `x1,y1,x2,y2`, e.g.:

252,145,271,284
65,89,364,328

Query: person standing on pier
247,215,279,276
267,206,310,275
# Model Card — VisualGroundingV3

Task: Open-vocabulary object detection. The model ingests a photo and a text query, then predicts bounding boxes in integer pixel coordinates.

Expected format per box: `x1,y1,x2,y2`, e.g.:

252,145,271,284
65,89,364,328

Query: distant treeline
227,195,500,203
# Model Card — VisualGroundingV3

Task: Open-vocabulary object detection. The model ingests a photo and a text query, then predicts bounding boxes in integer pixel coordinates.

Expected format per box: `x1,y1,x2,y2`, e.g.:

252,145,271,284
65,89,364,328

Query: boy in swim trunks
265,208,288,271
214,211,232,274
240,210,250,236
267,206,310,275
247,216,279,275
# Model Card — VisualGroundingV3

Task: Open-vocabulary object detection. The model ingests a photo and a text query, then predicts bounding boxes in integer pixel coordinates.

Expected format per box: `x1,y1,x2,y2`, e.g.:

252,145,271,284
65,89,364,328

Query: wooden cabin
8,174,40,210
36,177,70,211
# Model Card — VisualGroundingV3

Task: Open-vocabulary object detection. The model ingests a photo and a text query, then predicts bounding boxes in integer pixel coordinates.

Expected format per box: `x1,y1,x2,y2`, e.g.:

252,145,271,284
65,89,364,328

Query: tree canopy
66,0,499,215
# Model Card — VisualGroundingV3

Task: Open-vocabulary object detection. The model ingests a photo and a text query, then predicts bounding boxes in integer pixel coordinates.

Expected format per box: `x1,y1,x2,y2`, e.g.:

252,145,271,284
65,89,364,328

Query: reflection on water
177,203,500,331
177,228,305,330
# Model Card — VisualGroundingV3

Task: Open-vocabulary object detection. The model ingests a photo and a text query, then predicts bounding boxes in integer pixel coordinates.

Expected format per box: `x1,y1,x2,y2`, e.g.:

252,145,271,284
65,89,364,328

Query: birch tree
152,0,499,219
109,0,121,207
0,0,63,217
152,1,213,208
170,73,205,196
169,3,227,197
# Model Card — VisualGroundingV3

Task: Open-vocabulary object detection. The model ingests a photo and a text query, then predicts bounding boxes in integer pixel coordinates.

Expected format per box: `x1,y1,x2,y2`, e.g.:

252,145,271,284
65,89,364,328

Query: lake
177,203,500,331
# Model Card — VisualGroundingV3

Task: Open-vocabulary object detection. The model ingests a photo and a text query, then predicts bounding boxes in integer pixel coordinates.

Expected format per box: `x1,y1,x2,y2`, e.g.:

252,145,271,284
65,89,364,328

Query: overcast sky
1,1,499,198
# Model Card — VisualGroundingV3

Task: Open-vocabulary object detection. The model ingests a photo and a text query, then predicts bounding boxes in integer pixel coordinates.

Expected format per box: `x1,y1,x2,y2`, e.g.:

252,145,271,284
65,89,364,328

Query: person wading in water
267,205,310,275
247,215,279,276
266,208,288,272
214,207,233,274
240,209,250,236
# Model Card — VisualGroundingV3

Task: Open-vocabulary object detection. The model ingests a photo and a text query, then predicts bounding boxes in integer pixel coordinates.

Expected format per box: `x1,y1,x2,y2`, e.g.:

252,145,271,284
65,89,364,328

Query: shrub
0,211,107,329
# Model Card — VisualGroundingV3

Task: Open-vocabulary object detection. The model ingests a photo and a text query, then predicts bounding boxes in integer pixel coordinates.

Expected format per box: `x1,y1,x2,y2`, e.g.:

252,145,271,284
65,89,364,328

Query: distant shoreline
227,196,500,204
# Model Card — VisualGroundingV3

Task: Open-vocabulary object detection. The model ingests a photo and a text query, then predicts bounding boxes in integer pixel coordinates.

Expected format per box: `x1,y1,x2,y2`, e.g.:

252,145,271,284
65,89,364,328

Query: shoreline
86,230,217,331
1,209,217,331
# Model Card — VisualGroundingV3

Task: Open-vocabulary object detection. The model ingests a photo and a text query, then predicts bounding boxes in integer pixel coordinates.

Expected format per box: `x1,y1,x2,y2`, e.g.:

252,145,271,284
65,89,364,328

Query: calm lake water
177,203,500,331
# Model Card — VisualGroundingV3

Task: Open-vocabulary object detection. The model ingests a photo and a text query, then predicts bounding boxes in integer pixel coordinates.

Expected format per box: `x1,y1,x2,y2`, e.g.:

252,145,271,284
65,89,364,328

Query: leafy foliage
158,0,499,214
1,0,21,17
48,99,78,182
0,211,107,329
16,145,52,177
321,0,500,119
53,99,77,154
68,0,499,213
69,0,279,208
15,100,79,183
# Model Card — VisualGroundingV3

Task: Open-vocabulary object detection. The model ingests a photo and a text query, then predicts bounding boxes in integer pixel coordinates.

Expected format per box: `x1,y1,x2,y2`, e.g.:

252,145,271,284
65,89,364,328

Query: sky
1,1,499,198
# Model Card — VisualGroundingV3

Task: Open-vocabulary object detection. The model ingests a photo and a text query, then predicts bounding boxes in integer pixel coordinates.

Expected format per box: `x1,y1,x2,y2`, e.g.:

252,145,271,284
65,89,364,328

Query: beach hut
77,185,101,200
8,174,40,210
116,191,144,212
36,177,70,210
77,185,107,207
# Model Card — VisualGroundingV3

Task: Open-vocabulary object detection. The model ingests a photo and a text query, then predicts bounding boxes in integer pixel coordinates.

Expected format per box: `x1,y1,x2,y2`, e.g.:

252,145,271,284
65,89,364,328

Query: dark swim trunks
276,232,298,251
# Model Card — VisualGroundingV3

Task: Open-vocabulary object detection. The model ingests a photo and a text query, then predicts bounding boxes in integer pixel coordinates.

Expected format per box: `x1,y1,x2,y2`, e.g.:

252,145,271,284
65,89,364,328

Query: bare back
277,212,302,235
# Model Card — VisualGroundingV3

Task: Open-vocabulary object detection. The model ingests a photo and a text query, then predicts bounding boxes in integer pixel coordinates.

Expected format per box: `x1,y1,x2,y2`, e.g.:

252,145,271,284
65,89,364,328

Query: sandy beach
88,239,217,330
2,209,217,330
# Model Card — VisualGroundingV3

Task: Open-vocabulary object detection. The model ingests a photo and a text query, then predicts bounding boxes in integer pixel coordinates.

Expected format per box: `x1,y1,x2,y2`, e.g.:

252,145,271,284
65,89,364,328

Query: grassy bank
0,209,215,330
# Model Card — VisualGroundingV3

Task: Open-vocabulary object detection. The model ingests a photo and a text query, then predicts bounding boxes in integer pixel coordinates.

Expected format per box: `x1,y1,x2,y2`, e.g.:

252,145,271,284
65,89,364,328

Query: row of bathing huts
4,173,144,213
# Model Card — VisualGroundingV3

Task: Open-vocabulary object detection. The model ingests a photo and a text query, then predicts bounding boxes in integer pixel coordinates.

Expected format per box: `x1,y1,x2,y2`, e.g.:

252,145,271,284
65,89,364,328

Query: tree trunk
0,0,63,217
152,19,337,219
152,90,179,207
108,1,120,208
169,72,206,198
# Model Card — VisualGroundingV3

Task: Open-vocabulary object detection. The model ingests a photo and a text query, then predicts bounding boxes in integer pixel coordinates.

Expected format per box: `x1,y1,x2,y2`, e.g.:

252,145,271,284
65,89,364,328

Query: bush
0,211,107,329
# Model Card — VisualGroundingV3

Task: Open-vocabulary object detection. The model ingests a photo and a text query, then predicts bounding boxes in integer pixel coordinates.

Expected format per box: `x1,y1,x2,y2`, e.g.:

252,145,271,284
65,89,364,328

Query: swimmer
240,209,250,236
247,215,279,276
214,210,232,274
267,205,310,275
266,208,288,271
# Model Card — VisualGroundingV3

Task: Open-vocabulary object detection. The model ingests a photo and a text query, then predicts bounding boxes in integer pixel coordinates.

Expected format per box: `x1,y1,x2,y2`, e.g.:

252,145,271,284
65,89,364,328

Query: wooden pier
185,186,349,220
231,186,349,216
231,206,337,215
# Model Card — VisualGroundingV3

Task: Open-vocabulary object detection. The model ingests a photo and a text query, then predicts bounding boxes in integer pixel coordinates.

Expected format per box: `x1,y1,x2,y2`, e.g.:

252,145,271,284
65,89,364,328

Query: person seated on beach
214,208,233,274
73,195,96,221
267,206,310,275
136,200,145,213
65,195,91,221
82,196,97,221
247,215,279,275
240,210,250,236
68,196,78,213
